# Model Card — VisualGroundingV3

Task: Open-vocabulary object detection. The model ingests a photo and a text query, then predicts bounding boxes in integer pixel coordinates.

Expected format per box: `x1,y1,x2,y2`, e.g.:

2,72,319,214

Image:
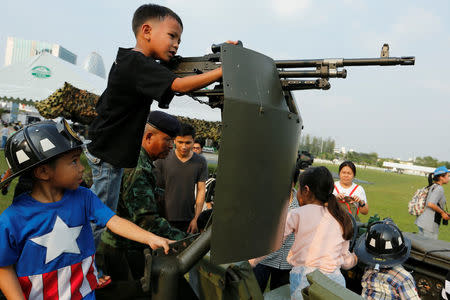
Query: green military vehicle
130,43,447,300
8,42,448,300
95,43,450,300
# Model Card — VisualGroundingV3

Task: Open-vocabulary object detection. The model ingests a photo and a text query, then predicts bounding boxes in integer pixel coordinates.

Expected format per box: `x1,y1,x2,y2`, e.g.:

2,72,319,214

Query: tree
415,156,438,168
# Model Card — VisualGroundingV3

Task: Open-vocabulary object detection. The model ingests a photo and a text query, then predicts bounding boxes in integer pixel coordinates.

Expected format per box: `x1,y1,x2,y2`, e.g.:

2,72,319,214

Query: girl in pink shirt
286,166,357,299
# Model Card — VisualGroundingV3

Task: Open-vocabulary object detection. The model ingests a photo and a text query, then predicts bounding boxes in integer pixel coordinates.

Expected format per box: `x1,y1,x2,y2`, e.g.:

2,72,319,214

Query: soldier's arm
123,169,186,240
0,265,25,300
141,215,187,240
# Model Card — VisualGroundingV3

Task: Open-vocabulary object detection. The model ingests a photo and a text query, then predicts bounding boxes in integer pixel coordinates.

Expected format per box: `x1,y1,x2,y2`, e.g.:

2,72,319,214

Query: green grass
1,152,449,242
314,163,450,242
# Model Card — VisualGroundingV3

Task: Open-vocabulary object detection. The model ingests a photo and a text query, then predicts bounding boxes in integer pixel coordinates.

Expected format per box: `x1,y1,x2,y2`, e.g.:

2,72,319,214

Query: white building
382,161,435,176
4,37,77,66
82,52,106,79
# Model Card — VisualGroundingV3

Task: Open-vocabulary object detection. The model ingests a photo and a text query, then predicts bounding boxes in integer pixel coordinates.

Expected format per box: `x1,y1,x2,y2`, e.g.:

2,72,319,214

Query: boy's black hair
178,123,196,138
132,4,183,36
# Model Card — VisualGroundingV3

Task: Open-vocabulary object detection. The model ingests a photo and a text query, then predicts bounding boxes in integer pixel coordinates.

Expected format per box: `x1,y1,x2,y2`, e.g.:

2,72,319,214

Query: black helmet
0,119,85,188
355,219,411,268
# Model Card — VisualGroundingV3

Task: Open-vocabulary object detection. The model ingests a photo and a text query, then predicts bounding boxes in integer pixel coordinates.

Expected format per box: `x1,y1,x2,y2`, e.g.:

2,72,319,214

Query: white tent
0,53,106,101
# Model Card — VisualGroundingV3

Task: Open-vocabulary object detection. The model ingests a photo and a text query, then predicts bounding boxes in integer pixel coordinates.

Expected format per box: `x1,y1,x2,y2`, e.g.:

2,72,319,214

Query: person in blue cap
415,166,450,239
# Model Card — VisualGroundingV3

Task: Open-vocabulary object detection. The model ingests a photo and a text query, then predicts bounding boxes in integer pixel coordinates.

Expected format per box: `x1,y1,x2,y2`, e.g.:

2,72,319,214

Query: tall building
82,52,106,78
4,37,77,66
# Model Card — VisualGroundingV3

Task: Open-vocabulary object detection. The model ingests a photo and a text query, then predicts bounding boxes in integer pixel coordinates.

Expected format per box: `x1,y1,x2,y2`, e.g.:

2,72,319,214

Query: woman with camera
333,161,369,218
415,166,450,240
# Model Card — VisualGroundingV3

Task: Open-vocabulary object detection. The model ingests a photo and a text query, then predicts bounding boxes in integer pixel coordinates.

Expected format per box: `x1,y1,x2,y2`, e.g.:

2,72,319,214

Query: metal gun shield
211,44,302,264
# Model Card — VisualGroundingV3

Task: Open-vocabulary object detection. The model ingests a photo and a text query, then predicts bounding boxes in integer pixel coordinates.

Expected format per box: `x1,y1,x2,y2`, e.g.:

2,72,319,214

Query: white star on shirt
30,216,83,264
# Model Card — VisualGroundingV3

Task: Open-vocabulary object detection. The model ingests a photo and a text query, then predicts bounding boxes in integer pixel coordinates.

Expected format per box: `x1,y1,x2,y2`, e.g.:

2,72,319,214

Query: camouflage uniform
102,147,187,250
98,148,186,284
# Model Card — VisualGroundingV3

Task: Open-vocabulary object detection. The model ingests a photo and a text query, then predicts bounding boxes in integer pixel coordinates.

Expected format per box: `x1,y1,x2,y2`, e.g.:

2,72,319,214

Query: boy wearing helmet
355,219,420,300
0,120,172,299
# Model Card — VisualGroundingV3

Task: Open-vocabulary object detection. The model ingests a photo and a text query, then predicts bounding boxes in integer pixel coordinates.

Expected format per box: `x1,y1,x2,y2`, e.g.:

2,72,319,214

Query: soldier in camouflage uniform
97,112,187,293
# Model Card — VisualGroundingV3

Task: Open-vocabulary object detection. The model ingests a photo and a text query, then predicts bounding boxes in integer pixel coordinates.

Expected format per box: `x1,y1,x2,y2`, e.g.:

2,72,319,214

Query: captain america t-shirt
0,187,115,299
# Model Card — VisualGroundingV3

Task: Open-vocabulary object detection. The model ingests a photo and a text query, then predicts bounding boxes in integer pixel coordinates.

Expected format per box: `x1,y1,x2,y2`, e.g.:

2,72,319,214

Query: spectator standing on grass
155,123,208,233
415,166,450,239
333,160,369,218
1,124,9,148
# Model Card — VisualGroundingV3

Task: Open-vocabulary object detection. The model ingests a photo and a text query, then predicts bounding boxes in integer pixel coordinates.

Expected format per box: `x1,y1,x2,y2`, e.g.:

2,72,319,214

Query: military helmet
355,219,411,268
0,119,85,188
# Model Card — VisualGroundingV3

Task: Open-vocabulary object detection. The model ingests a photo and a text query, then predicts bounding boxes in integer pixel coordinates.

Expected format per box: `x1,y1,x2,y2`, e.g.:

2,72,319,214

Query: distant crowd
0,121,24,149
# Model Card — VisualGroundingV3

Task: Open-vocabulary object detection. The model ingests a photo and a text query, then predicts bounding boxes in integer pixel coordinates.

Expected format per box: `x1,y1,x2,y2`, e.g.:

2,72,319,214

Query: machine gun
163,42,414,109
139,43,415,300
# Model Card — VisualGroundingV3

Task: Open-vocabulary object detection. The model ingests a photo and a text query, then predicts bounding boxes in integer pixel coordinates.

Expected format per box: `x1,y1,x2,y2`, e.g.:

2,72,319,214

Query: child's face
147,16,183,62
49,149,85,190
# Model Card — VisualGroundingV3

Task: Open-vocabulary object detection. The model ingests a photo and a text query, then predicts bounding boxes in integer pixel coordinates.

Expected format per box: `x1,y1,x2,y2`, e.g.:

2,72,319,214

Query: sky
1,0,449,161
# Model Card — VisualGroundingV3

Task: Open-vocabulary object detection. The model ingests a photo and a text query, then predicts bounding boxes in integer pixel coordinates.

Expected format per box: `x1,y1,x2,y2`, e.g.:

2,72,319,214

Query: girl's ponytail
326,191,353,240
427,173,434,187
298,166,353,241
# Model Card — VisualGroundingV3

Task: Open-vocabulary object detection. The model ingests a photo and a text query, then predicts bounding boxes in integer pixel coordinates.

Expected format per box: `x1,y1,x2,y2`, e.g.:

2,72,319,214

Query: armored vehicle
3,42,448,300
100,42,445,300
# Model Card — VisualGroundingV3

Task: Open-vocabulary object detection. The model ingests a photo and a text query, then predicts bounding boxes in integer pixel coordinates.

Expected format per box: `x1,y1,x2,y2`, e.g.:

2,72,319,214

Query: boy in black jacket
86,4,234,246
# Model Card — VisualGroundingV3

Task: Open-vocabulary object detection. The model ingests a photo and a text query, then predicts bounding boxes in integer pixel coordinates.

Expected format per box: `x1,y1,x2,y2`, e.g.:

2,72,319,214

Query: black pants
252,264,290,292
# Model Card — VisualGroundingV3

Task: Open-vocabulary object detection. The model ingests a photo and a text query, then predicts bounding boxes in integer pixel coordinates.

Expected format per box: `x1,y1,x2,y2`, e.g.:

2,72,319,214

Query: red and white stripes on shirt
18,254,99,300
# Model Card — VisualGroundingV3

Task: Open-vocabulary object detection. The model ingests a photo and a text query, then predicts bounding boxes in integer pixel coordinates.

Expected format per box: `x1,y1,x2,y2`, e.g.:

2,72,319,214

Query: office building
4,37,77,66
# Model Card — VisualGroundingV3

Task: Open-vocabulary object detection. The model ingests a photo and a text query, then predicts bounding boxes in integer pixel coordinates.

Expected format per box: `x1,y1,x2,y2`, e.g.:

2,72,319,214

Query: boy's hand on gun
147,235,174,255
106,215,174,255
225,40,239,45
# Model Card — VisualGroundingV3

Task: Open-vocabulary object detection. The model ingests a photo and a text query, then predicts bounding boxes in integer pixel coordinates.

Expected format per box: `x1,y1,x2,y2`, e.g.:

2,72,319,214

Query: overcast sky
1,0,449,161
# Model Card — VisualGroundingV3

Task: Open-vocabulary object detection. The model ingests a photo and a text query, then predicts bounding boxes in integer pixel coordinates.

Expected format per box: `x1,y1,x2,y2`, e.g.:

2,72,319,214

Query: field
0,153,449,242
315,162,450,242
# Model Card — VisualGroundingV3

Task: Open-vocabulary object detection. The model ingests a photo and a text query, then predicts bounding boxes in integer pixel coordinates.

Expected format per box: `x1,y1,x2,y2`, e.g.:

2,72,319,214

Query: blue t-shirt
0,187,115,299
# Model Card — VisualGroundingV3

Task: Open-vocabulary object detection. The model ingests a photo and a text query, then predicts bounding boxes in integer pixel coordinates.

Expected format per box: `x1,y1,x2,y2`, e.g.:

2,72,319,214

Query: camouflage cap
147,111,180,138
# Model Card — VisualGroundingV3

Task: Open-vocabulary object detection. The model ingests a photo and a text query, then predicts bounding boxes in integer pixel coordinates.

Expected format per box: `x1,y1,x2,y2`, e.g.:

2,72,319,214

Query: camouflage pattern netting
35,82,99,125
176,116,222,145
35,83,223,144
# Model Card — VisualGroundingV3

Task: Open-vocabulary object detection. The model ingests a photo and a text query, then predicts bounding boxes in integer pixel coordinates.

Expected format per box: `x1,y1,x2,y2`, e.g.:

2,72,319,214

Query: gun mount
132,43,417,300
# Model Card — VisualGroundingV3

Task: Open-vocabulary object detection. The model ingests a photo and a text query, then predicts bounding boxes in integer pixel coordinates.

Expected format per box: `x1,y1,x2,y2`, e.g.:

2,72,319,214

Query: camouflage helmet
355,219,411,268
0,119,86,188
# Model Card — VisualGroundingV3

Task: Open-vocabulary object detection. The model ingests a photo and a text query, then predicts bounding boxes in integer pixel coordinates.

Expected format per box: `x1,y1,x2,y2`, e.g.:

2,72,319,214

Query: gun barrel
279,69,347,78
275,56,415,68
342,56,415,66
